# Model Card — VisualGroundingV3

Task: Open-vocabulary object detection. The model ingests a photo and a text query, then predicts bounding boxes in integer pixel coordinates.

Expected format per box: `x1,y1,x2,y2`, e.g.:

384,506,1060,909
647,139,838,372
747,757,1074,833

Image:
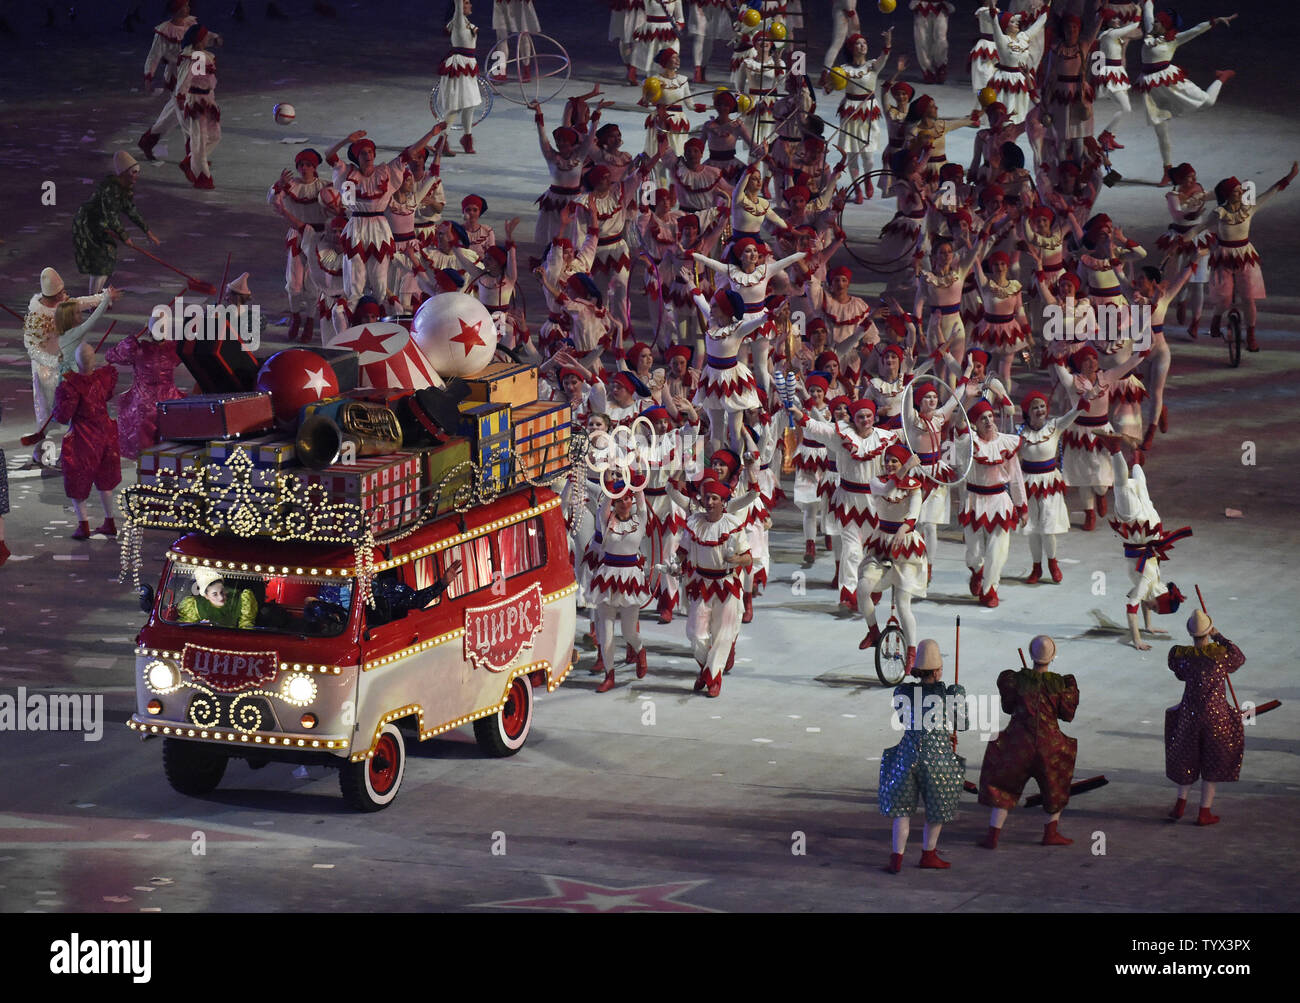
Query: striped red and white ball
273,103,296,125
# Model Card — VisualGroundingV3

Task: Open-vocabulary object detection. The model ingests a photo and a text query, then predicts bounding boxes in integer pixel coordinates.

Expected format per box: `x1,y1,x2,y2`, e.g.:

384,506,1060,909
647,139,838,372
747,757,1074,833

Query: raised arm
691,252,728,275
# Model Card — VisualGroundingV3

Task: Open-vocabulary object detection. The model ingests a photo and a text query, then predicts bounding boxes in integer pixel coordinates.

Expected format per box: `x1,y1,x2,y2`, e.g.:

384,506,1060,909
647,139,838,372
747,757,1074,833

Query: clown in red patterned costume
268,149,334,342
52,344,121,541
1016,389,1090,586
174,25,222,189
1101,439,1192,651
590,482,651,693
791,398,898,611
666,476,753,698
977,634,1081,849
137,1,201,162
860,444,927,666
1200,163,1298,354
690,286,772,454
693,238,804,398
324,124,446,310
958,399,1025,608
1165,609,1245,826
1136,2,1238,185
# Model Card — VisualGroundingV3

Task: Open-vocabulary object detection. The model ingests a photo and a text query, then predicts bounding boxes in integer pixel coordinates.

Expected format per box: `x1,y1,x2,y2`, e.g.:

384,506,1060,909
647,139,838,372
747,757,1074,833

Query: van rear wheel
339,724,406,811
162,738,228,796
474,675,533,757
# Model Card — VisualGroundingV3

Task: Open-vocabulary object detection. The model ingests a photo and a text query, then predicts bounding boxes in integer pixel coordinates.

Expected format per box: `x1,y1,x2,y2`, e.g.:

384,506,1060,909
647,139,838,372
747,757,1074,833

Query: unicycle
875,593,909,686
1224,306,1243,368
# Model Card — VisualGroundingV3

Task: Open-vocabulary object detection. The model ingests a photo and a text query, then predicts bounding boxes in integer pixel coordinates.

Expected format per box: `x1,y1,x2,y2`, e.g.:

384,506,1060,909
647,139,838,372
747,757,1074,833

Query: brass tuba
295,400,403,469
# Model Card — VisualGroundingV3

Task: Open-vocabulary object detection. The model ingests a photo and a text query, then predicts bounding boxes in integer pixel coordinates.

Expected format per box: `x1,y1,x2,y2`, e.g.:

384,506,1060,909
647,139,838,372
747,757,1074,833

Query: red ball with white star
255,348,340,427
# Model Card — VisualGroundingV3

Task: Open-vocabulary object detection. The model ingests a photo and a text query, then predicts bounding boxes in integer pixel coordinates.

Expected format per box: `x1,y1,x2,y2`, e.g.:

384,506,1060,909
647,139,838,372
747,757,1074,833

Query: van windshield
158,564,355,638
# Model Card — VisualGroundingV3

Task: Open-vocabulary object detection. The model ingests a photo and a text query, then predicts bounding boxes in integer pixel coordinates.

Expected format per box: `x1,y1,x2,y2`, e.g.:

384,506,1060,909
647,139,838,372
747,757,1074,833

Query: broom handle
952,615,960,745
1195,584,1240,712
1019,648,1027,669
91,320,118,354
1,303,24,322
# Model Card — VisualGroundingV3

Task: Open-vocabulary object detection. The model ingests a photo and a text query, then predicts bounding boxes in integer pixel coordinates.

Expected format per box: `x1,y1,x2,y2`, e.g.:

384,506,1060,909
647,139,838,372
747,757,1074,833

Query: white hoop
900,379,975,488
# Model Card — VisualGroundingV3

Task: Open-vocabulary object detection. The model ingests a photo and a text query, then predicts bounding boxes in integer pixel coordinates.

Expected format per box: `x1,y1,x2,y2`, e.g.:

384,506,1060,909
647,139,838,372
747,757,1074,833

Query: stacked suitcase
132,359,573,538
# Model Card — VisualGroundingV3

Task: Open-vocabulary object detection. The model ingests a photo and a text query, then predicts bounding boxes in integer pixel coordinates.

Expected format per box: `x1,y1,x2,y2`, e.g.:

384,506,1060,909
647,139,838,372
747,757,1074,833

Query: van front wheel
474,675,533,757
339,724,406,811
162,738,228,796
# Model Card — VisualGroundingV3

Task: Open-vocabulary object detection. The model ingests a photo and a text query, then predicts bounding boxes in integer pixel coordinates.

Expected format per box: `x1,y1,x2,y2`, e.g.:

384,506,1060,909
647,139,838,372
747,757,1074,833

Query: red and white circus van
128,486,577,810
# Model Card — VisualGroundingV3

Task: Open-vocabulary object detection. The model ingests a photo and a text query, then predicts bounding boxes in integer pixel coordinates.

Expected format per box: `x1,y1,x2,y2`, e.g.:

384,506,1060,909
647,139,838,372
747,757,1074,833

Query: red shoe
1214,69,1236,85
968,567,983,596
1158,164,1174,187
1026,562,1042,584
71,521,91,540
935,65,948,84
591,651,605,676
724,643,735,674
1081,509,1096,532
904,645,916,672
1196,806,1220,826
1140,426,1155,451
178,157,197,184
0,540,10,566
194,173,215,190
625,643,636,664
657,595,674,625
693,665,708,692
693,65,704,84
858,623,881,650
460,133,476,155
707,672,722,698
635,648,647,679
626,64,637,85
742,591,754,623
1098,129,1124,151
804,539,815,561
1246,328,1259,352
1042,820,1073,845
918,849,950,869
1158,405,1168,433
1095,492,1108,517
1048,559,1063,583
886,852,903,873
286,313,301,341
1187,320,1198,340
824,534,832,552
980,587,999,608
92,519,116,537
595,670,616,693
1168,797,1187,821
870,591,882,606
1175,299,1187,326
137,130,160,161
1133,447,1146,466
854,186,866,205
838,588,856,610
978,826,1000,849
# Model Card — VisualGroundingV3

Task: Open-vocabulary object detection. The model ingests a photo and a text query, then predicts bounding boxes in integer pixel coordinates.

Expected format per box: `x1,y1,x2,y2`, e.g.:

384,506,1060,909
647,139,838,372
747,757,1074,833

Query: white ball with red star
255,348,340,427
411,292,497,378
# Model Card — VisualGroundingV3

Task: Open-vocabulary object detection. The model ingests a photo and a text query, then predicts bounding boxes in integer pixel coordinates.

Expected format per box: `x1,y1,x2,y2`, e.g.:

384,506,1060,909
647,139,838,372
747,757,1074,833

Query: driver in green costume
178,566,258,628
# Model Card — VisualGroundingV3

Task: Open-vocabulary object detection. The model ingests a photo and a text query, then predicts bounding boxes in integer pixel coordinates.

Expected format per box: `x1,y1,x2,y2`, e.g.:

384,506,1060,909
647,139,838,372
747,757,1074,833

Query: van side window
439,534,496,599
498,517,546,578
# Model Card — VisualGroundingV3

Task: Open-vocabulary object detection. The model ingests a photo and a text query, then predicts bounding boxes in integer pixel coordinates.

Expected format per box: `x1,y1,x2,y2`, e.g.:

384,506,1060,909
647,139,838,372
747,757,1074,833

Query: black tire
339,723,407,811
1226,310,1243,368
161,738,228,797
473,675,533,757
875,624,908,687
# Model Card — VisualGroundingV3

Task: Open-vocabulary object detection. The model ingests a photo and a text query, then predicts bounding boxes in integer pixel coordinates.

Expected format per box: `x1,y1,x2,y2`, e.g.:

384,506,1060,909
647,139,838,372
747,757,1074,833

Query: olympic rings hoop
900,379,976,488
429,75,494,127
483,32,572,108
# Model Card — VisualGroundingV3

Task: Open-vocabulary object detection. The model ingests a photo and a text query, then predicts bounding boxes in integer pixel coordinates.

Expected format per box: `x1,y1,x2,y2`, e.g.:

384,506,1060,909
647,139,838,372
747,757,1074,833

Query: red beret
484,245,509,268
881,343,906,363
806,375,830,395
850,398,877,417
710,449,740,475
553,126,580,146
1021,390,1050,413
968,398,995,423
912,380,940,405
700,477,732,501
967,348,990,368
828,266,853,282
665,344,693,364
816,350,839,369
461,194,487,213
884,443,912,465
829,394,852,412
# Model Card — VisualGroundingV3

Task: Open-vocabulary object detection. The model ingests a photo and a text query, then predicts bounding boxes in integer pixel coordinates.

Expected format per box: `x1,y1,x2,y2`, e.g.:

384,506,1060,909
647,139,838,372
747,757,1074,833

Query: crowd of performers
6,3,1271,857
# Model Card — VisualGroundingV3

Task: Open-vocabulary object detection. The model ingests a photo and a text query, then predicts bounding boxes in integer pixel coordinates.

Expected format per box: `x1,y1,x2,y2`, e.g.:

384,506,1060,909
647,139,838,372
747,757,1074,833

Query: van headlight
145,660,181,694
281,673,317,706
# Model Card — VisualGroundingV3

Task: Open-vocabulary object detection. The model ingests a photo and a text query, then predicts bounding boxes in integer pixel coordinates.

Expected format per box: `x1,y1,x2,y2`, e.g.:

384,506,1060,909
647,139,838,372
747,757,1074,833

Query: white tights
72,489,115,525
892,816,942,853
1027,532,1058,563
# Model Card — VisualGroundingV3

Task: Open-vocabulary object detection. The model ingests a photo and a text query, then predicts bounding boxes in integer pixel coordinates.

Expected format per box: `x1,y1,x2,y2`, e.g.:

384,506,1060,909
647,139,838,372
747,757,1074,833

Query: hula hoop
900,378,975,488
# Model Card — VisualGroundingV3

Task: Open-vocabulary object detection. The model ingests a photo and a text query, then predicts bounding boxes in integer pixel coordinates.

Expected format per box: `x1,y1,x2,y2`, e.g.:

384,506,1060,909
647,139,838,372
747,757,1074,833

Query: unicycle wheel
875,623,908,686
